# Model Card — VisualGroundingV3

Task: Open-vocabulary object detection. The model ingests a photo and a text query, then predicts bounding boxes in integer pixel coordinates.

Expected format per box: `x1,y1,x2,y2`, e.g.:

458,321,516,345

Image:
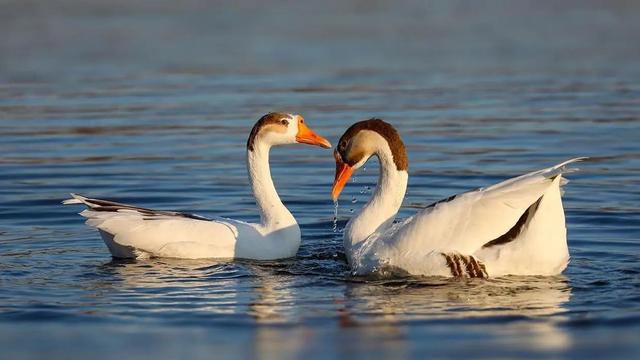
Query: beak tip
294,136,332,149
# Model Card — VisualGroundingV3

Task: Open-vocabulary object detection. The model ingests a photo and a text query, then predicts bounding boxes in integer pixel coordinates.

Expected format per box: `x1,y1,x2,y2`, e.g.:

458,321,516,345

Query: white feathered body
80,207,300,260
63,116,317,260
347,159,582,277
64,195,301,260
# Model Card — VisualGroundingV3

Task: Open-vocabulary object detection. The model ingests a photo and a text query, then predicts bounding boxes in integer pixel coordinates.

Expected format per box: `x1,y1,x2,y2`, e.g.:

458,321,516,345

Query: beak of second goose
331,151,353,202
292,117,352,202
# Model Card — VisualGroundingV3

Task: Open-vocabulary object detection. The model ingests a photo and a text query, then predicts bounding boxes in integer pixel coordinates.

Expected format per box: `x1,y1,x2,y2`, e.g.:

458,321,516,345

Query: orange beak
331,153,354,202
295,119,332,149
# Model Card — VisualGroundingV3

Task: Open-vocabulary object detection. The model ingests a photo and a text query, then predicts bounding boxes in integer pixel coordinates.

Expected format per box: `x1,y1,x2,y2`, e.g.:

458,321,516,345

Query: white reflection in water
246,266,296,323
95,259,247,316
96,258,300,322
91,259,573,354
340,276,572,352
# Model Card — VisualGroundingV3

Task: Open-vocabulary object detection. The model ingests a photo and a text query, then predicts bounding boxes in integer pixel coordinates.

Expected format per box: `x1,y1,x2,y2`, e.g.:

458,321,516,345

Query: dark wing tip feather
66,194,211,221
482,196,543,249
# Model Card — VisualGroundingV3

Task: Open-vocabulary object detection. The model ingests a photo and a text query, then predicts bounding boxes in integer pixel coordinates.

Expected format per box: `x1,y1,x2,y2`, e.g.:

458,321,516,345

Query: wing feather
63,193,242,258
387,158,584,255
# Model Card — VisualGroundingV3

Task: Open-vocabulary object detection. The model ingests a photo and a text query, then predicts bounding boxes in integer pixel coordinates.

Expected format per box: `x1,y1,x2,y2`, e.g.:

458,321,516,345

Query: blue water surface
1,1,639,359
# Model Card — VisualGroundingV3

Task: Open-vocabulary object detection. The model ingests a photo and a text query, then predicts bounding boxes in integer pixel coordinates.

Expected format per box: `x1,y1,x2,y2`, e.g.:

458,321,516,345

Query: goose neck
247,142,296,230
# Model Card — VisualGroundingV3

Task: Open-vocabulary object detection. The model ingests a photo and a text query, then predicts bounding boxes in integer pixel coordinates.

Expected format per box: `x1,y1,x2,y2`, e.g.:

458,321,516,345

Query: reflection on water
88,259,303,323
343,276,571,320
65,258,576,356
343,277,572,352
247,267,297,323
92,260,572,322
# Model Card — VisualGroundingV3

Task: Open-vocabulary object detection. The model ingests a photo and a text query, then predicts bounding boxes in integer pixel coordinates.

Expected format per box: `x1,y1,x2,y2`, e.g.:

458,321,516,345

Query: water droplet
332,201,339,233
349,208,354,213
351,196,357,204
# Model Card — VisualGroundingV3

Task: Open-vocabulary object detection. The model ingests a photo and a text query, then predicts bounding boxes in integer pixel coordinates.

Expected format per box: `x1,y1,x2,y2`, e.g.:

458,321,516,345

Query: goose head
332,119,408,201
247,112,332,151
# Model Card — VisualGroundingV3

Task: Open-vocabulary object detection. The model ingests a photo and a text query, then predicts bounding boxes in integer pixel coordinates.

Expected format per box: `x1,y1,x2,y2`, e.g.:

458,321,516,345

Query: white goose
64,113,331,260
331,119,585,278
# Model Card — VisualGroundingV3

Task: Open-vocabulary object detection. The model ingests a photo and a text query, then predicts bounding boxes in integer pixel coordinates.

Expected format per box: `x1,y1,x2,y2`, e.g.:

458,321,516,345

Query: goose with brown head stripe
64,113,331,260
332,118,585,277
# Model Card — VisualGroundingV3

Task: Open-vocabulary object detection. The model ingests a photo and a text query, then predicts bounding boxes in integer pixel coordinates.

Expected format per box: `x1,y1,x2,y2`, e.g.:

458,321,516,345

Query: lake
1,1,639,359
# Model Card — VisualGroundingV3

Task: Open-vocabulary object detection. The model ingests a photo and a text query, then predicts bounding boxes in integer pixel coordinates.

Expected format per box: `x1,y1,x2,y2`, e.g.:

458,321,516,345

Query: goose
64,113,331,260
331,118,585,278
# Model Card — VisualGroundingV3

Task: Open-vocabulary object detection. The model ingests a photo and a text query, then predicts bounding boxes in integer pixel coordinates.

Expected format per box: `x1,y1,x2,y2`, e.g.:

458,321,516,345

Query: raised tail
62,193,209,221
62,193,88,205
542,157,588,181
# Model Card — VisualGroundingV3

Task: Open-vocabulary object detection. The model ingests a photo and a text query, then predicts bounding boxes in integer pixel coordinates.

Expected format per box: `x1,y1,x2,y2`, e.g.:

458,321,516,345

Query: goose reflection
94,258,254,317
338,275,573,352
94,258,298,323
93,258,306,358
243,261,297,323
89,259,573,354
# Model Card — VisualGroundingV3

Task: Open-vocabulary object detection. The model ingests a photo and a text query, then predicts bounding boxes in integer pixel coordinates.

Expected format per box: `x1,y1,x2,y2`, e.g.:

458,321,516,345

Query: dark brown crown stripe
246,112,290,151
338,119,408,171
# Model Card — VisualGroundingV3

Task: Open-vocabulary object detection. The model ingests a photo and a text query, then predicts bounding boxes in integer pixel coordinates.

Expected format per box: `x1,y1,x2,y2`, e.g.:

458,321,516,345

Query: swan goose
64,113,331,260
331,119,584,278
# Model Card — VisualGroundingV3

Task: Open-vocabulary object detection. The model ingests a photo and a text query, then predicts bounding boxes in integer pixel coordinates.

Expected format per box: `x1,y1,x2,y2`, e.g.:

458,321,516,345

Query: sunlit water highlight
1,1,639,359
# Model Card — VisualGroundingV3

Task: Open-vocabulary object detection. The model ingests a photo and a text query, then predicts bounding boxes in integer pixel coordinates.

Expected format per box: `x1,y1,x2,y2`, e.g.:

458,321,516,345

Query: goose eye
281,119,289,126
339,140,347,150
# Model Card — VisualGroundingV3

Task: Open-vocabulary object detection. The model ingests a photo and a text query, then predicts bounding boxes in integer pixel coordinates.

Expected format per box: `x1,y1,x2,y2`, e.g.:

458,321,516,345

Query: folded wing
63,194,244,259
388,158,585,255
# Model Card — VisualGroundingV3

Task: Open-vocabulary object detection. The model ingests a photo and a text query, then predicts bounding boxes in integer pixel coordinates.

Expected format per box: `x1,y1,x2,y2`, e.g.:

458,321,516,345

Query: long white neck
247,141,297,230
344,146,408,257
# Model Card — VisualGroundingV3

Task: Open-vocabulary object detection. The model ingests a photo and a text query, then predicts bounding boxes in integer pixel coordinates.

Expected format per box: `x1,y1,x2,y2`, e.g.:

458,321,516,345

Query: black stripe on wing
482,196,543,248
425,194,459,209
83,197,210,221
423,187,481,209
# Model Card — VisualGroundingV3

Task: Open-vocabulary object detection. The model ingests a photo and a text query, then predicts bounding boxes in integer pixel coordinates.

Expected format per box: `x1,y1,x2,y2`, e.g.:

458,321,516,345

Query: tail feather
63,193,209,221
543,157,587,195
486,157,587,194
62,198,82,205
62,193,88,205
543,157,588,180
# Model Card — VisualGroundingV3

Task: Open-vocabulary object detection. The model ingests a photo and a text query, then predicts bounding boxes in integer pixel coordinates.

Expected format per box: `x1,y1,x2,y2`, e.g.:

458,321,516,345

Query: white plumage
64,113,331,260
64,193,300,260
332,119,585,278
